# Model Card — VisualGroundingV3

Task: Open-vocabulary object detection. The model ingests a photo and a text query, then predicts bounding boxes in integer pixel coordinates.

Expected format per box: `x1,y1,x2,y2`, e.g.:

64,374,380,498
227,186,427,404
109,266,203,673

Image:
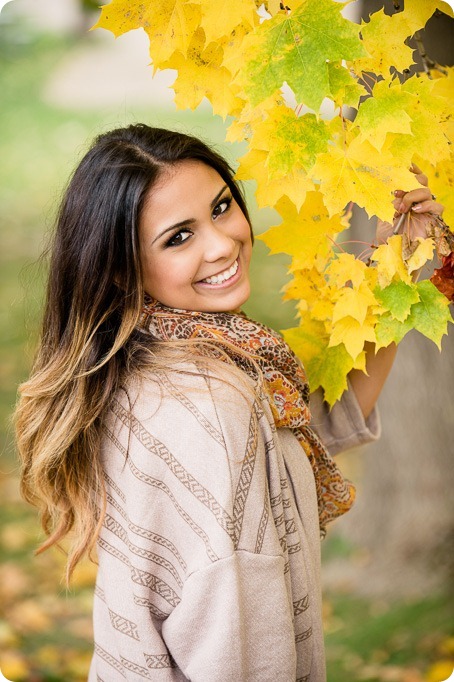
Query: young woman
15,124,444,681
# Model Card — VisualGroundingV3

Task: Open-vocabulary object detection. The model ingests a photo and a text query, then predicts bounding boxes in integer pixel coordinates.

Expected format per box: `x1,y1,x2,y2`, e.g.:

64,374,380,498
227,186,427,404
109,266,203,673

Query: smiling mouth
199,259,239,285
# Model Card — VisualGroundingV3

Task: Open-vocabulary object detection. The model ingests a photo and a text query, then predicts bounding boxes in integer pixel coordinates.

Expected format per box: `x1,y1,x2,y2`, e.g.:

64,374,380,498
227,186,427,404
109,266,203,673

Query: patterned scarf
139,298,355,531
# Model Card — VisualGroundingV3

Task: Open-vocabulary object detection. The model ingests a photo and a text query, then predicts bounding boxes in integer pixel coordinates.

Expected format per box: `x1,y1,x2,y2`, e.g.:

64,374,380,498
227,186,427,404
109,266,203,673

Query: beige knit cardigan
89,362,380,681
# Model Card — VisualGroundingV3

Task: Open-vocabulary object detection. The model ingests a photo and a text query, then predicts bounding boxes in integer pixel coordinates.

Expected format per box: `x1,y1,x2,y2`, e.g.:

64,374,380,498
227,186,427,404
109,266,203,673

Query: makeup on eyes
163,194,233,248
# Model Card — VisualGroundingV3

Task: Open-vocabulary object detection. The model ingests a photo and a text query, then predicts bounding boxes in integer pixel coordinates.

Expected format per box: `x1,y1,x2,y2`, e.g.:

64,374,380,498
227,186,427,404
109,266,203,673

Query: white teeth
202,259,238,284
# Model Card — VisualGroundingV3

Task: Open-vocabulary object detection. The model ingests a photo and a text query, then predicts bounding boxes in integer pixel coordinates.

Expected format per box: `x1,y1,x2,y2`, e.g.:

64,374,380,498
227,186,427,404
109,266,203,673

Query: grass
325,593,454,681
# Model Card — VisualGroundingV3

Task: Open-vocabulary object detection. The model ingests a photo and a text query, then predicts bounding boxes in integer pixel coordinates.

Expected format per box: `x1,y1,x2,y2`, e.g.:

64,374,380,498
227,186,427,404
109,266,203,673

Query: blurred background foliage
0,1,452,681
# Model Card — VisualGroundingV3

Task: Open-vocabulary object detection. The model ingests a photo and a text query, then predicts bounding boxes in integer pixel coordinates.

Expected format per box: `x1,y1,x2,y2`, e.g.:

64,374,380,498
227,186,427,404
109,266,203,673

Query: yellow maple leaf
312,131,419,222
406,237,435,273
311,298,335,322
283,315,330,369
266,0,284,15
329,314,377,360
218,21,253,84
326,253,368,288
352,1,453,76
236,148,315,210
259,193,346,265
332,282,379,326
385,77,452,167
283,267,330,303
161,30,243,118
352,349,368,374
416,155,454,227
226,94,285,143
370,235,412,287
431,67,454,101
195,0,258,45
250,107,331,177
93,0,202,68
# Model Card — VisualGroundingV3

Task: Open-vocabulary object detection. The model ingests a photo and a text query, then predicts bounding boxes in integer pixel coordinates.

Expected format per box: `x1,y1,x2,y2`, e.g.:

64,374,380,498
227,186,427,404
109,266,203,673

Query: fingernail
393,190,400,196
412,204,422,211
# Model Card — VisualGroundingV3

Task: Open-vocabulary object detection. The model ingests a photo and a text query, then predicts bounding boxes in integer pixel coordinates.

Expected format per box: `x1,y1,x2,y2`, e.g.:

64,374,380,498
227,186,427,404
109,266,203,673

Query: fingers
411,199,444,216
409,163,428,187
393,187,433,213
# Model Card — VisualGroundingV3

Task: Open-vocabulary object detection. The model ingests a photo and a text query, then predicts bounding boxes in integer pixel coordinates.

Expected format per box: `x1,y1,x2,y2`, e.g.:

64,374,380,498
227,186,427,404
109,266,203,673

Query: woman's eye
166,229,192,247
212,196,232,219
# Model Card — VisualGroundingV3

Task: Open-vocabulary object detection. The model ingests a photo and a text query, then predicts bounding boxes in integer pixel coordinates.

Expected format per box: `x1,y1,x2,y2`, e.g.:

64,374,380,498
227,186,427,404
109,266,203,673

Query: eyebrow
151,184,229,244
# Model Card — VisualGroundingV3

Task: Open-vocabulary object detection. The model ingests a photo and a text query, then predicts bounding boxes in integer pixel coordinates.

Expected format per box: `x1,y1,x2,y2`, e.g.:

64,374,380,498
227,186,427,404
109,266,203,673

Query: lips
199,258,239,285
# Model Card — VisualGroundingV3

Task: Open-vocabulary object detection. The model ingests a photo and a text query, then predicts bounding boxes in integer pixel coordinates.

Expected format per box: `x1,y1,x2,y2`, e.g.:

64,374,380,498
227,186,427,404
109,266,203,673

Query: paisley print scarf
139,298,355,531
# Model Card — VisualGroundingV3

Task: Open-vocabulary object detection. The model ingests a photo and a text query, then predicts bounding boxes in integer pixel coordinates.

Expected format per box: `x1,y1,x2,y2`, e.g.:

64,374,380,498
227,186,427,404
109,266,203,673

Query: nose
203,222,236,263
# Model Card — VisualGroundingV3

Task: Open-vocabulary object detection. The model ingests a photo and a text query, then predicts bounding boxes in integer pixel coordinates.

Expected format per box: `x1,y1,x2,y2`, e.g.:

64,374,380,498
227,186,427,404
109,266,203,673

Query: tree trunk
326,329,454,597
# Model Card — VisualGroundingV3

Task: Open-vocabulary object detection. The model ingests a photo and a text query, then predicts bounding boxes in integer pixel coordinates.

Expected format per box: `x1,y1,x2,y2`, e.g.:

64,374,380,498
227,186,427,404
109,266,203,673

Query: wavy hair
15,124,251,580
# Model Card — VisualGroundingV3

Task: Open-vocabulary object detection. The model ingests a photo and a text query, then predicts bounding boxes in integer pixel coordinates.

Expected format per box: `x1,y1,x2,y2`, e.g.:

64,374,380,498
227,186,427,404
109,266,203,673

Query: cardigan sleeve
309,380,381,456
161,552,296,682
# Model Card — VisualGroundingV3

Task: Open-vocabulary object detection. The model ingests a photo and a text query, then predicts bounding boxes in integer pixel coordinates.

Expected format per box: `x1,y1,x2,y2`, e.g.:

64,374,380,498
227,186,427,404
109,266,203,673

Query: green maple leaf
374,313,413,349
283,324,356,405
249,108,330,178
306,343,358,406
355,79,414,151
374,281,420,322
327,62,366,109
239,0,366,111
406,281,453,349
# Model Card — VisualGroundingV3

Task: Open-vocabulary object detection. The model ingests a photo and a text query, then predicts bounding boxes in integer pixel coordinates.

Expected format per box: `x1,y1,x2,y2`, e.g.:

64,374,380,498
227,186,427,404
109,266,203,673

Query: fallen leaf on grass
0,651,28,681
7,599,51,633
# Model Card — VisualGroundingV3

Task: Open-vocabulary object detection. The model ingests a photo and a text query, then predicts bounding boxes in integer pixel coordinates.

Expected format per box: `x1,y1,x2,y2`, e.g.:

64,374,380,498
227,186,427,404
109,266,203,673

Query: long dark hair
15,124,251,579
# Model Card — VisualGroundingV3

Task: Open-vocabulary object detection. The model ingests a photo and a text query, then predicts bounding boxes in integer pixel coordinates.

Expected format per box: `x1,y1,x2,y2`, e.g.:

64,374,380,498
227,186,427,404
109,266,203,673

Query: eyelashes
212,196,232,218
164,195,233,248
165,228,193,247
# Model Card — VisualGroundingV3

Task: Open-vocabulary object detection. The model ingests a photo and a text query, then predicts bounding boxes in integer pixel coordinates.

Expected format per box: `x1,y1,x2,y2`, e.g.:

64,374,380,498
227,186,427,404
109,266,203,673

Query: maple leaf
417,155,454,227
251,108,331,177
354,79,414,151
235,148,315,211
332,283,379,326
308,342,362,405
431,253,454,302
93,0,202,68
195,0,258,45
406,280,453,349
374,281,420,322
374,312,413,350
406,237,435,274
161,30,243,118
370,235,412,287
283,320,357,405
326,253,368,289
283,267,332,303
327,62,366,110
265,0,283,15
385,77,452,167
312,131,419,222
258,193,345,267
238,0,366,111
352,0,453,77
329,314,377,360
226,93,284,143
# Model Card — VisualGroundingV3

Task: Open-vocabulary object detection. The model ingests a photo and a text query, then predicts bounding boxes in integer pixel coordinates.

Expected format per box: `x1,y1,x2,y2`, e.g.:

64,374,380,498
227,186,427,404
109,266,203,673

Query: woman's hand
377,163,445,245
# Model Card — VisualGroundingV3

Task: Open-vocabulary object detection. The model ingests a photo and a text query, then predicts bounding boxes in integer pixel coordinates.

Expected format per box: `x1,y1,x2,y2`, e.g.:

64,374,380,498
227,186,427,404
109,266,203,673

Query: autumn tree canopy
94,0,454,404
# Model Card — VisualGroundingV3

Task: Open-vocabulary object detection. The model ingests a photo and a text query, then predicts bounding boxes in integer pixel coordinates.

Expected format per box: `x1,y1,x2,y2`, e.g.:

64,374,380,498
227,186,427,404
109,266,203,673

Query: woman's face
139,160,253,312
